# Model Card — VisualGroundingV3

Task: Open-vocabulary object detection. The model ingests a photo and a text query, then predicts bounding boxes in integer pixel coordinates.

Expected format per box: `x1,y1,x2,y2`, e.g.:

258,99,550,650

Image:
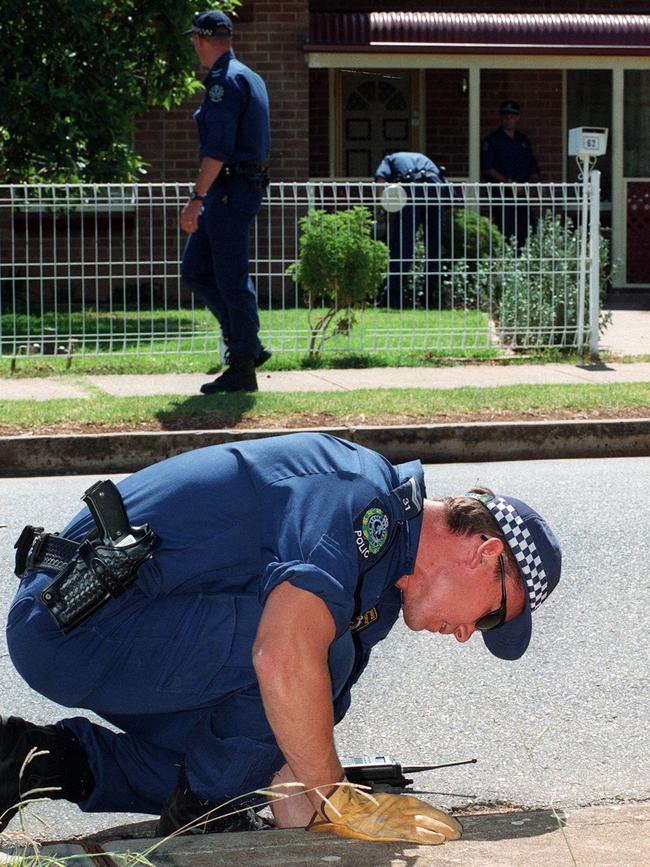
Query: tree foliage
0,1,239,182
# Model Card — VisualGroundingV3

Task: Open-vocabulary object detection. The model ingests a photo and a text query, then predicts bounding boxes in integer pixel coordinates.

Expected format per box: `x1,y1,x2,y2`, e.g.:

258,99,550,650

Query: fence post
576,162,589,351
588,170,601,360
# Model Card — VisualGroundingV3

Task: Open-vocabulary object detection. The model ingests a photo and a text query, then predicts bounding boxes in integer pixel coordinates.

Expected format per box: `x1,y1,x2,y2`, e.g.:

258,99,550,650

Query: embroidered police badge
209,84,224,102
354,498,389,562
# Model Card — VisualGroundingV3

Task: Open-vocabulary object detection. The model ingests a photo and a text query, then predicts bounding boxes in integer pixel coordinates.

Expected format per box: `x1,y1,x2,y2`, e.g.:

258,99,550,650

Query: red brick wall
135,0,310,182
425,69,470,177
309,69,330,177
480,69,564,181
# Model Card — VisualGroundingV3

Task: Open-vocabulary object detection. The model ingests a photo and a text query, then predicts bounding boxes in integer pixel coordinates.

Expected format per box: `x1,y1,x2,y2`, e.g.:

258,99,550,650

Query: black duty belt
220,163,270,191
394,170,441,183
14,480,159,633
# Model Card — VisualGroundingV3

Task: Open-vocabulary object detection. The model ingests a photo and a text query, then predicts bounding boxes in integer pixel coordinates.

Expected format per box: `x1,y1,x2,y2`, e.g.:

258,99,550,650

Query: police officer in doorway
3,433,561,844
181,11,271,394
481,100,540,247
375,152,450,307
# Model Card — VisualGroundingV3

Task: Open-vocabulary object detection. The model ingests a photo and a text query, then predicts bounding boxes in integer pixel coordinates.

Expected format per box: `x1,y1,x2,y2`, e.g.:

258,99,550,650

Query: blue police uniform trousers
7,569,281,815
181,173,264,359
6,434,420,816
384,185,442,307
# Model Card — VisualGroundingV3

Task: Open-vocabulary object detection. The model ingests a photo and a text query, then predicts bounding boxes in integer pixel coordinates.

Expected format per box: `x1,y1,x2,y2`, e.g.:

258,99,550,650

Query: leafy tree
0,1,239,182
287,207,389,355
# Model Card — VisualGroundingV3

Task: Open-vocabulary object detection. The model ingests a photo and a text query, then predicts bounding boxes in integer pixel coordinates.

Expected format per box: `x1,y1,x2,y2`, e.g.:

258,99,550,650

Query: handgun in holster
14,480,159,634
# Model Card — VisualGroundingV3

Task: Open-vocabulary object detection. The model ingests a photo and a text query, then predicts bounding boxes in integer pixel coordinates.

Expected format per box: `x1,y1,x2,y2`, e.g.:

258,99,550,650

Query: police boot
156,770,271,837
223,345,272,369
0,716,94,832
255,346,272,368
200,354,258,394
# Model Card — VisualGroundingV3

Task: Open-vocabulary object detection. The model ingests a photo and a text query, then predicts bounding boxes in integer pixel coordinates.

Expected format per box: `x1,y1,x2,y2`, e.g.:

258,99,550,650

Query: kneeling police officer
2,433,561,844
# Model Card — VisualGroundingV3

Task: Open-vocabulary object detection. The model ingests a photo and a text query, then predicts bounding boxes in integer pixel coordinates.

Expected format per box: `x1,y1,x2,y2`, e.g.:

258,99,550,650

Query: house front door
338,70,418,178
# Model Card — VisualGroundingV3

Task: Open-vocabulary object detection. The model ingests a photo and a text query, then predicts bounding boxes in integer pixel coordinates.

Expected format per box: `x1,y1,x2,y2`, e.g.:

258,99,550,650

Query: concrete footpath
2,360,650,401
3,802,649,866
1,361,649,474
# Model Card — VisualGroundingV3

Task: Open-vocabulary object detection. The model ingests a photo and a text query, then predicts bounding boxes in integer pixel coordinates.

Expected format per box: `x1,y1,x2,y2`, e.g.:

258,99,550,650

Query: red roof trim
307,11,650,55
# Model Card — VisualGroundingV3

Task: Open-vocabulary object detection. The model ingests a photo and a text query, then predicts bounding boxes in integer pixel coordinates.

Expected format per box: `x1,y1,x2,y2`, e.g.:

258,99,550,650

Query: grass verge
1,382,649,435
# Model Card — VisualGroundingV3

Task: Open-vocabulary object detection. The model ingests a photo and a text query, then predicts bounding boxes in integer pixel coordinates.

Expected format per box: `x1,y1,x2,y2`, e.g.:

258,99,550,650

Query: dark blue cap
500,100,521,115
185,10,233,37
467,493,562,661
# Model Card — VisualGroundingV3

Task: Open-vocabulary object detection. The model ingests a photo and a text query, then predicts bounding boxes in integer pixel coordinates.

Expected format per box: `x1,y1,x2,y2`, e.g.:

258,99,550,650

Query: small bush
440,209,505,310
286,207,388,354
497,212,612,348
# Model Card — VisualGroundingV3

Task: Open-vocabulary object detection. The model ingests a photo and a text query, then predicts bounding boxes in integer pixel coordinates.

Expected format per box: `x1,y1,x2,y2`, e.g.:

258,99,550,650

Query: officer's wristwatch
189,188,205,201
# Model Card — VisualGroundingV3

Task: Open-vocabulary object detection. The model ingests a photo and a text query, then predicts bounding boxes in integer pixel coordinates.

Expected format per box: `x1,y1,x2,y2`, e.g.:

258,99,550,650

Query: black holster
14,480,159,633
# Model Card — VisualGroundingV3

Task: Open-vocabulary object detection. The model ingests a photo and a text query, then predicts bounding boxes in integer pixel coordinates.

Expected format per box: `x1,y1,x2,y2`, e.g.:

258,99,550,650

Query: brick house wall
425,69,470,177
480,69,564,181
309,69,330,177
135,0,310,183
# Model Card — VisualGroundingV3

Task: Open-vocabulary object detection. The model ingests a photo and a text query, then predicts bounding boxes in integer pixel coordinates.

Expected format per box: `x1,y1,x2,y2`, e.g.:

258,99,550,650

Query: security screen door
339,70,417,177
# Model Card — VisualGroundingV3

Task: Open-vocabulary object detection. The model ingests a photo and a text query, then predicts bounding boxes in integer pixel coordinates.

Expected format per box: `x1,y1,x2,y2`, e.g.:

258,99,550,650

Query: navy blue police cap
467,493,561,661
185,10,233,37
500,100,521,115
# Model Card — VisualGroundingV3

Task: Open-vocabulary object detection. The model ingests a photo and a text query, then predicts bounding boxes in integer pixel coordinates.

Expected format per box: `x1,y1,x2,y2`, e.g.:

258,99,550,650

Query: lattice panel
627,182,650,284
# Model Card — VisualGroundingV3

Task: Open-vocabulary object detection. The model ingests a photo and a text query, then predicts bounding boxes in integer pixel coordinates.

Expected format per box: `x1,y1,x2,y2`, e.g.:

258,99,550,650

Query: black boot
222,345,271,369
255,346,272,368
0,716,95,832
156,770,270,837
200,354,258,394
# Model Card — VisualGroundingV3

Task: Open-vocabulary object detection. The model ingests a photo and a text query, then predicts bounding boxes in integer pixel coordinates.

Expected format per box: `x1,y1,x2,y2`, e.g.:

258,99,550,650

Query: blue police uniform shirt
481,128,539,182
375,151,443,182
194,49,270,165
50,433,424,802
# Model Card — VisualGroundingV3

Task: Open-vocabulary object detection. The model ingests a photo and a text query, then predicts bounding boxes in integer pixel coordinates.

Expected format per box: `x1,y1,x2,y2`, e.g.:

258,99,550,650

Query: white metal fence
0,176,602,363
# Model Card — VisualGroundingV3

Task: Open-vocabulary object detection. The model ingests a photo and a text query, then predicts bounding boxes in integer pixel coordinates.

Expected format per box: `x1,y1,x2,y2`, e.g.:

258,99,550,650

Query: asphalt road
1,456,648,841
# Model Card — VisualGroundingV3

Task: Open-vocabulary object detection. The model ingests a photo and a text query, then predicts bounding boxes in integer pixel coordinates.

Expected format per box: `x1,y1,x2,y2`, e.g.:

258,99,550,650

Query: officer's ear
473,534,503,567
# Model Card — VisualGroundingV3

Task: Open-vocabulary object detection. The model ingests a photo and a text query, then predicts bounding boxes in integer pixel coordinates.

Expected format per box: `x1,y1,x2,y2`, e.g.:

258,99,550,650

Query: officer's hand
180,199,202,234
309,783,462,845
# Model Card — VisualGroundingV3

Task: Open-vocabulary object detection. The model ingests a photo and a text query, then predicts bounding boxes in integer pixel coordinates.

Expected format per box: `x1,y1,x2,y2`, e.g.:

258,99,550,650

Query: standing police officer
481,101,540,247
2,433,561,843
181,11,271,394
375,152,450,308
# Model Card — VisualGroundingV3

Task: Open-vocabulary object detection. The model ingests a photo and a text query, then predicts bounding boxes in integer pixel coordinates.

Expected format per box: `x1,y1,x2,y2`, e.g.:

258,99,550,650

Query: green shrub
286,207,388,354
497,212,612,348
439,209,505,310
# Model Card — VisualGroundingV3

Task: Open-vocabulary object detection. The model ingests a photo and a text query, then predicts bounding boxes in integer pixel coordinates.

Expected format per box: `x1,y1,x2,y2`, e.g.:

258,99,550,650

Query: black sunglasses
474,552,507,632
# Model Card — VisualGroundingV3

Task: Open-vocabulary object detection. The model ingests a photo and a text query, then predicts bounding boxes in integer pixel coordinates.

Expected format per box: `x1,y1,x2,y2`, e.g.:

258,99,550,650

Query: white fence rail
0,177,601,361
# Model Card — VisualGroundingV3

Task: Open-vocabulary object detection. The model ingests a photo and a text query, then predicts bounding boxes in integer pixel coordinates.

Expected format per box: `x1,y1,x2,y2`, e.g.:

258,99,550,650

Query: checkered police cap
467,492,562,660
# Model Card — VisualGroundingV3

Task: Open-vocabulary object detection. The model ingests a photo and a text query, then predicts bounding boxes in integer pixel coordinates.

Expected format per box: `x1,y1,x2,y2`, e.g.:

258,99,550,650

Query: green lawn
0,305,504,374
1,382,648,433
1,305,495,354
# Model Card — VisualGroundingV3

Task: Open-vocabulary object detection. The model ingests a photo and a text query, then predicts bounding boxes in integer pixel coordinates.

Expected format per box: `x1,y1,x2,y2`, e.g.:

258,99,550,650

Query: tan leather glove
309,782,462,845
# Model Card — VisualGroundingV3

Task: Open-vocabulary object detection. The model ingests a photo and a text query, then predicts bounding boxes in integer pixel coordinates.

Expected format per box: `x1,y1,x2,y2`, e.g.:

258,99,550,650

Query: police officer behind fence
181,11,271,394
375,152,449,307
2,433,561,844
481,100,540,247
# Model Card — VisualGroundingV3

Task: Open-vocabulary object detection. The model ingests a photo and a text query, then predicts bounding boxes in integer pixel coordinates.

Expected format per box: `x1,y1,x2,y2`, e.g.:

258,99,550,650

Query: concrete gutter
4,802,650,866
1,417,649,476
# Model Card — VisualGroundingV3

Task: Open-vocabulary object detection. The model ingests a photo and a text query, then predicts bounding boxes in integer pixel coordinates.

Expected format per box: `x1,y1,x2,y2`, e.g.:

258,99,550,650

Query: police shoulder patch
354,498,390,564
209,84,224,102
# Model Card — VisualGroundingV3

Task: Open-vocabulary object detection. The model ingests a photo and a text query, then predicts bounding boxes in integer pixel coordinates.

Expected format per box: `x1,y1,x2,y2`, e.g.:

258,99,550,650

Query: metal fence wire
0,177,602,361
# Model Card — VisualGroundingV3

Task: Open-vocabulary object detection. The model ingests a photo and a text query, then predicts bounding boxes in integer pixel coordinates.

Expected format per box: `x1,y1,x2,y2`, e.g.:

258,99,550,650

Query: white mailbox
568,127,608,158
